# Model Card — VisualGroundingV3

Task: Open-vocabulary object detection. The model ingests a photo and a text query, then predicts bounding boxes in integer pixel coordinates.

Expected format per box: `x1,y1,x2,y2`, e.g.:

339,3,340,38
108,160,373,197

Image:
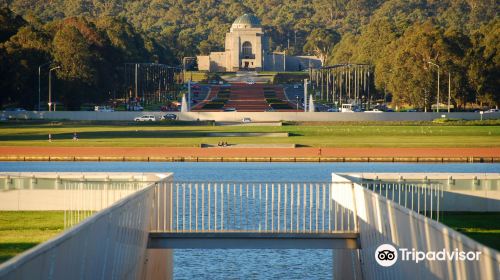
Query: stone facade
197,14,321,72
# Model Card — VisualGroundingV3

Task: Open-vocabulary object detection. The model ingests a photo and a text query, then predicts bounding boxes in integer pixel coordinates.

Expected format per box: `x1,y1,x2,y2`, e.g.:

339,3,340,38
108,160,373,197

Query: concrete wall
0,173,174,280
3,110,499,122
263,54,322,71
196,56,210,71
0,173,172,211
209,52,227,72
331,174,500,280
341,173,500,212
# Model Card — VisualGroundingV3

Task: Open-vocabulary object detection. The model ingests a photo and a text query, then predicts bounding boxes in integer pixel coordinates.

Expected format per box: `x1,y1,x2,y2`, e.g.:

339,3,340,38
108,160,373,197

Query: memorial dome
232,13,261,29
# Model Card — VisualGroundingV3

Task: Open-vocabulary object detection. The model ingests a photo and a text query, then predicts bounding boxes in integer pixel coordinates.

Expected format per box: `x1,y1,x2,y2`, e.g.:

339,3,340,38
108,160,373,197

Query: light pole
187,79,191,112
48,66,61,111
304,78,308,112
38,62,51,111
448,72,451,113
427,61,440,112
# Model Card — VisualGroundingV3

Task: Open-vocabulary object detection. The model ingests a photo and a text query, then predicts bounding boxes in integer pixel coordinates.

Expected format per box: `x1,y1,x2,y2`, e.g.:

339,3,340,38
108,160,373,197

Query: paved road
191,84,211,104
283,84,333,112
283,84,304,110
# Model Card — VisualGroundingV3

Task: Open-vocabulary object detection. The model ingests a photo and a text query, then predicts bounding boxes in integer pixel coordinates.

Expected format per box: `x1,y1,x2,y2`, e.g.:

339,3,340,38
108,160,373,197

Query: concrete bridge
0,173,499,279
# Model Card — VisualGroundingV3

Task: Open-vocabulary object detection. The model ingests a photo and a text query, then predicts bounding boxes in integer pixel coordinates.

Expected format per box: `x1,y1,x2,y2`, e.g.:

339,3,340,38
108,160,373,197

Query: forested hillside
1,0,498,109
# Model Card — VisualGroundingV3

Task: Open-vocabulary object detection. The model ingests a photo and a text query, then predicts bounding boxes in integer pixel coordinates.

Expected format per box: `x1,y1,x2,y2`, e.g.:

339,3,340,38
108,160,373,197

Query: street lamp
448,72,451,113
427,61,440,113
48,66,61,112
38,62,51,111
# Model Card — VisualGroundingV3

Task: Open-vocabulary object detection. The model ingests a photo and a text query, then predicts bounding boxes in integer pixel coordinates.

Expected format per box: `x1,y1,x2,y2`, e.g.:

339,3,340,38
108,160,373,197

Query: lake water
1,162,498,279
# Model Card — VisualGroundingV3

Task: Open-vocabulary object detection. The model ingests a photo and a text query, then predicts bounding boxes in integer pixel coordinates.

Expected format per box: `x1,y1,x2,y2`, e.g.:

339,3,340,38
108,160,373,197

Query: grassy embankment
439,212,500,250
0,211,64,263
0,120,499,148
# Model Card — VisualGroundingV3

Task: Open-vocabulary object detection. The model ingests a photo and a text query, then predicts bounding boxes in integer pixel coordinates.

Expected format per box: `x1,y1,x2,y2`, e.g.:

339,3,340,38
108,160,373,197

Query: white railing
331,173,500,280
0,173,158,211
360,181,443,222
0,173,172,280
61,180,153,228
150,181,358,233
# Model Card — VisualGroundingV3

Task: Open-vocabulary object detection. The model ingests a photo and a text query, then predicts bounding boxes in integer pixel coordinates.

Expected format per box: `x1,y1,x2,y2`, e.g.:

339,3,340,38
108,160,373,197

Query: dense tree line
0,7,172,109
329,0,499,109
1,0,498,109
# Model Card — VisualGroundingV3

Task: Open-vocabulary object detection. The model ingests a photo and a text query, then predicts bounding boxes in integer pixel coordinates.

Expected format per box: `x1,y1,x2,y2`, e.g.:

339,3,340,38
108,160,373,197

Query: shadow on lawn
0,130,213,141
0,242,39,263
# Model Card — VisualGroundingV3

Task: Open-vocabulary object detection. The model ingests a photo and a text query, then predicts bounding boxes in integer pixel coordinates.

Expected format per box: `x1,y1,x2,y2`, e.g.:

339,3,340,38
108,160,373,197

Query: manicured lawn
0,211,64,263
0,121,498,147
439,212,500,250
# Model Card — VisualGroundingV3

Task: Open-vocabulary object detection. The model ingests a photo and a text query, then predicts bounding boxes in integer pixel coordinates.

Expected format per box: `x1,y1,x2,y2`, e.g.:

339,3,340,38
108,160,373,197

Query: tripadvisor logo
375,244,482,267
375,244,398,267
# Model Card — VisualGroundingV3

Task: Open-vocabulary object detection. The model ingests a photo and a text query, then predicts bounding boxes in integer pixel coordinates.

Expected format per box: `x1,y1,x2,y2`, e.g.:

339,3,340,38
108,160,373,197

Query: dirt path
0,146,498,158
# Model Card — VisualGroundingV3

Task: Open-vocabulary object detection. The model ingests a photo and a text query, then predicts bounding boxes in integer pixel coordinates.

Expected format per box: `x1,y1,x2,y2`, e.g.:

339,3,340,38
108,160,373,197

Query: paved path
225,84,269,111
1,147,498,158
193,83,300,112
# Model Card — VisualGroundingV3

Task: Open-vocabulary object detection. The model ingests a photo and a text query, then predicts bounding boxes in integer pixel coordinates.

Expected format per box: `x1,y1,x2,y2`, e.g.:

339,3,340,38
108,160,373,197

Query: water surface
1,162,498,279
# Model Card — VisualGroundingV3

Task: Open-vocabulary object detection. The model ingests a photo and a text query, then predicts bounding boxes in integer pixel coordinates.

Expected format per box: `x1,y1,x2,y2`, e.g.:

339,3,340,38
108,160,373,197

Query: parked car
94,106,114,112
246,80,255,85
327,108,339,112
161,113,177,120
293,84,300,89
241,117,252,123
223,107,237,112
4,107,26,112
485,109,499,113
134,115,156,122
365,109,383,113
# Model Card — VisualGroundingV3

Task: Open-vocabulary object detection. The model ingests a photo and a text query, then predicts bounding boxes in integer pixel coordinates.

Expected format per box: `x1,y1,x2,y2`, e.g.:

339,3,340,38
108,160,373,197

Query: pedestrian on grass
73,132,78,141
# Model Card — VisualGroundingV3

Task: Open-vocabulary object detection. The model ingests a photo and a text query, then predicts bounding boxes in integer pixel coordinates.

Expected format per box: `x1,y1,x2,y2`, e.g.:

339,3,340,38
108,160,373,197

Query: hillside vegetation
1,1,498,109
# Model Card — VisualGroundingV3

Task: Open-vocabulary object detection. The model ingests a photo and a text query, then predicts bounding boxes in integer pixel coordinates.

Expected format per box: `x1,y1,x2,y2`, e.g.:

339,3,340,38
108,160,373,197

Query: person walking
48,134,52,142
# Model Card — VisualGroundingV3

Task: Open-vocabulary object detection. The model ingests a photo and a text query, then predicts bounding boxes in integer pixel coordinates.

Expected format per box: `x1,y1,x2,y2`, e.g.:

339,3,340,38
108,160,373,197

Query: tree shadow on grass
0,130,212,141
0,242,39,263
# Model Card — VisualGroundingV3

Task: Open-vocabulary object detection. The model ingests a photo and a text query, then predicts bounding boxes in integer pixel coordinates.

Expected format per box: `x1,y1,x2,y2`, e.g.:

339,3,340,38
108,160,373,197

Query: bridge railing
150,181,358,233
0,173,173,280
359,181,443,222
332,173,500,280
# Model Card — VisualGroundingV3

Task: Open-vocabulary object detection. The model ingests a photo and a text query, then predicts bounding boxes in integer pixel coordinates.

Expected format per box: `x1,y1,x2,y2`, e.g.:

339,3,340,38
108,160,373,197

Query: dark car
161,113,177,120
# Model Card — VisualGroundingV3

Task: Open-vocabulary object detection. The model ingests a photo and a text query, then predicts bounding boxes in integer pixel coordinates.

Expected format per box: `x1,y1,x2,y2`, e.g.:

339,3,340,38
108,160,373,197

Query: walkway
0,147,498,158
224,84,269,111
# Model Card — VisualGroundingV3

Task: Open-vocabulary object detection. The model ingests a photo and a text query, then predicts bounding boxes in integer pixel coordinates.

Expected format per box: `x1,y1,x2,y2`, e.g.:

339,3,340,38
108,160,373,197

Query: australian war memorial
197,14,322,72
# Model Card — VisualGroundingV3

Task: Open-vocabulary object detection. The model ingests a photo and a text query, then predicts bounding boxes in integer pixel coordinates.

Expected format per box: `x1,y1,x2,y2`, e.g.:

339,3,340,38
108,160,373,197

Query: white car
94,106,114,112
241,117,252,123
365,109,383,113
134,115,156,122
246,80,255,85
485,109,499,113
